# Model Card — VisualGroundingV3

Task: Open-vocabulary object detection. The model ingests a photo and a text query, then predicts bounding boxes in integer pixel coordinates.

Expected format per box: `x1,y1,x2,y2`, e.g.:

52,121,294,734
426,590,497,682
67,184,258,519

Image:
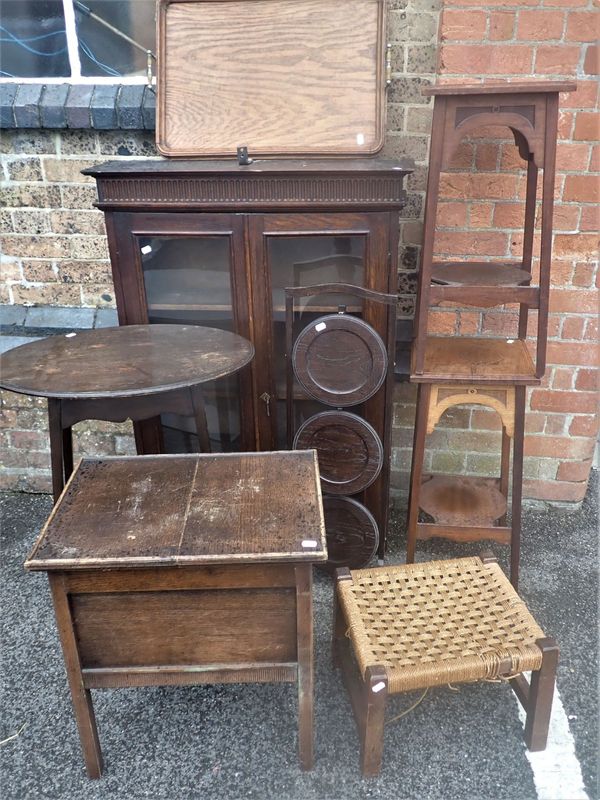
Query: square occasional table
25,451,326,778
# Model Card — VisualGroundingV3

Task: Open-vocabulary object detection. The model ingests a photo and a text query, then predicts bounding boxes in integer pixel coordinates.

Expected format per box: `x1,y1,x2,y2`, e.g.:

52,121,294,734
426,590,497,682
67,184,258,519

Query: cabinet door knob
259,392,271,417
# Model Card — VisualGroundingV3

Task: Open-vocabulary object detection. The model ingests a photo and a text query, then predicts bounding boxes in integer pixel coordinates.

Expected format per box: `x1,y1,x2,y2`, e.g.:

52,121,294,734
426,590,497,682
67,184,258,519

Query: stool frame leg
295,563,314,770
524,637,559,751
332,568,352,668
361,666,388,777
510,636,558,752
333,570,388,777
48,574,103,779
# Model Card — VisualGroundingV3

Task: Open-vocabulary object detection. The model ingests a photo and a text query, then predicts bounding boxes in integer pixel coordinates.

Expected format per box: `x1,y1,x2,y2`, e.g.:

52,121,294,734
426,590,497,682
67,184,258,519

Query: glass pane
139,235,243,454
0,1,69,78
75,0,155,78
267,235,366,448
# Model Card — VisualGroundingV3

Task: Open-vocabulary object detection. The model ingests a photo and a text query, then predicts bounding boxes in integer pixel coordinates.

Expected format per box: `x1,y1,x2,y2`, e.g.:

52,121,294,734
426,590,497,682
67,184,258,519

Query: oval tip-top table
0,324,254,502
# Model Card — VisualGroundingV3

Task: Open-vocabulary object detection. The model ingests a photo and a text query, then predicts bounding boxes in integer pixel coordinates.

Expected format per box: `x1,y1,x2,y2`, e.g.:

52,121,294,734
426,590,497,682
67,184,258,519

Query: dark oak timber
406,381,525,587
322,496,379,571
0,325,254,503
294,411,383,496
292,315,388,407
83,158,413,212
285,282,397,564
0,324,253,399
85,159,413,565
25,452,326,776
412,80,575,382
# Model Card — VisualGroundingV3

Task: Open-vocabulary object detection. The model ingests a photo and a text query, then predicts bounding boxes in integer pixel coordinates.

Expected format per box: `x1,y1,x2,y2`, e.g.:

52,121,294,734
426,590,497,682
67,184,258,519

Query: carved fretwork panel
440,95,547,170
426,384,516,437
454,104,536,127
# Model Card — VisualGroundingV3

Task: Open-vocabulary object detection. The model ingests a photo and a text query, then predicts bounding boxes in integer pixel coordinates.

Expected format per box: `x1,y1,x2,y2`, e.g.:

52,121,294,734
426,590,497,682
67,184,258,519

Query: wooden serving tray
157,0,388,158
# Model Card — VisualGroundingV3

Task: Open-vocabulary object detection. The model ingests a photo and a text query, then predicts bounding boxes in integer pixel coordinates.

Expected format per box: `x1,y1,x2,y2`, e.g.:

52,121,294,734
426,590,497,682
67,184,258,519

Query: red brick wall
428,0,599,503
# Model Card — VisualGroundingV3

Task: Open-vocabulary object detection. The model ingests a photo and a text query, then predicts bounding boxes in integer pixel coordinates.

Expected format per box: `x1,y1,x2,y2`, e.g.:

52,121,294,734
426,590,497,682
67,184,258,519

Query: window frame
0,0,154,85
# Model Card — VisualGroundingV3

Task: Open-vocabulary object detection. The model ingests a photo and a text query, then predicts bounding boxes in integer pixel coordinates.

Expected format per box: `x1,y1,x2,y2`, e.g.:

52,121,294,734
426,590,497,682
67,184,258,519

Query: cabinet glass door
270,235,367,447
249,213,391,450
127,220,251,453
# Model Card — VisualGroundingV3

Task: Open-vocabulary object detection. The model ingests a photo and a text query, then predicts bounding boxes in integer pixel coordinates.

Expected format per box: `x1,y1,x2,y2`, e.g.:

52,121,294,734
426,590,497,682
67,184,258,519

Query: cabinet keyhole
260,392,271,417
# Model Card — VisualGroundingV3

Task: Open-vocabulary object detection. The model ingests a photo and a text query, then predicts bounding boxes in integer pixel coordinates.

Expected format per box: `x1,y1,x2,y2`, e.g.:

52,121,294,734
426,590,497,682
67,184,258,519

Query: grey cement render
1,472,598,800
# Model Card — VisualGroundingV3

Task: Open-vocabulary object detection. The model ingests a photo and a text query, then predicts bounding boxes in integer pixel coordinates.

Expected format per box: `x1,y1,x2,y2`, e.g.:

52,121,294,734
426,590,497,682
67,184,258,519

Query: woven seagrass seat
333,553,558,777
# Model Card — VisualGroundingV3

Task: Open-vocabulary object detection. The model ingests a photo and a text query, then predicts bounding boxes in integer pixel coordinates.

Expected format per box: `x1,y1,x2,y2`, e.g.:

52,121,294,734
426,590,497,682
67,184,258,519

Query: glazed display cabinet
85,158,413,559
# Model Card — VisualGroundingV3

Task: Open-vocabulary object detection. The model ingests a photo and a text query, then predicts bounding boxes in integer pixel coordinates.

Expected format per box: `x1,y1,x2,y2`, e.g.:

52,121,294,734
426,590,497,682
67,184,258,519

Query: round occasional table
0,324,254,502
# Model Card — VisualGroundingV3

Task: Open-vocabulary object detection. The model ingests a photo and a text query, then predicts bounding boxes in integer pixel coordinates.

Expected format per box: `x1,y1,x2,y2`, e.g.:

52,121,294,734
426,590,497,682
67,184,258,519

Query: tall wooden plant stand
412,80,576,381
408,81,574,587
407,383,526,585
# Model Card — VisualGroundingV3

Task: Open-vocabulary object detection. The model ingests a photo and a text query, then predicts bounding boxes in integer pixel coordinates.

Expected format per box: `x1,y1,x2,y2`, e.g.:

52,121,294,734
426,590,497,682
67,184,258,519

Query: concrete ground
1,474,597,800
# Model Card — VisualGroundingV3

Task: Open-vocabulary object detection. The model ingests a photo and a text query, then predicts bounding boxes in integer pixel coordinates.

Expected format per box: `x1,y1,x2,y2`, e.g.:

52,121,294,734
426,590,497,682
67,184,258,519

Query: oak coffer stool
333,554,557,777
25,451,326,778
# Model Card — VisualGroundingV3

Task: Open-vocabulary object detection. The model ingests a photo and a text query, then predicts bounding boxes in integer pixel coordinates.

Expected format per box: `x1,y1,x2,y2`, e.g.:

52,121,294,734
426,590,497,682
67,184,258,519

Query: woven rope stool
333,553,558,777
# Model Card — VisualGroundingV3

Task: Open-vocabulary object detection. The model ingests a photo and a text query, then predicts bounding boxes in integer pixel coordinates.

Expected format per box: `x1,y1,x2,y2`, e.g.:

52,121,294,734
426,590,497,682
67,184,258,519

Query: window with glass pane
0,0,154,79
0,1,69,78
139,235,243,454
268,235,366,447
74,0,154,78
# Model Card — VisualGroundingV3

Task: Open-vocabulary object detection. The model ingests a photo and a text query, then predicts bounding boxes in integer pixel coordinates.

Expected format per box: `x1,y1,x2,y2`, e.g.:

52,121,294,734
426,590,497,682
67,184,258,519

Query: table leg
295,563,314,770
133,419,164,455
190,386,212,453
62,425,74,484
47,398,65,504
48,574,103,778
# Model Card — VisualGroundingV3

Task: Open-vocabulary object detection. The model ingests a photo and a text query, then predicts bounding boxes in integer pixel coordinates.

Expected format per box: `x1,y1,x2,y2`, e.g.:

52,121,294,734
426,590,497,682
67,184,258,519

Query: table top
25,452,327,570
0,324,254,399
